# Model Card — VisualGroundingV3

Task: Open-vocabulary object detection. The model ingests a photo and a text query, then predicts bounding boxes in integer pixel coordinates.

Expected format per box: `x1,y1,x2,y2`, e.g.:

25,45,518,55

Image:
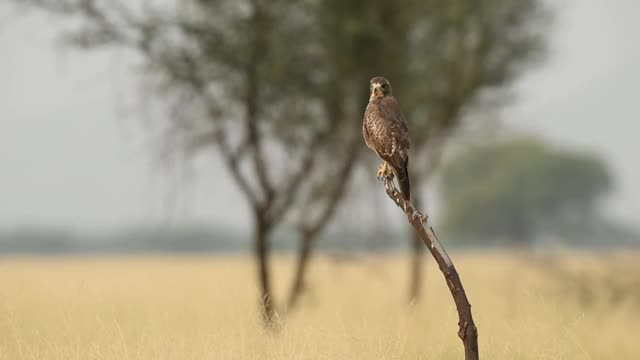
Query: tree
285,0,417,311
439,137,612,247
401,0,549,301
287,0,551,304
13,0,357,326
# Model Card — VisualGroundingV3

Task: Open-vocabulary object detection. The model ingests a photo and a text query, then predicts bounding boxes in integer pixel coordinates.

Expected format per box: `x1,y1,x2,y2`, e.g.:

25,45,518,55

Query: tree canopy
440,138,612,246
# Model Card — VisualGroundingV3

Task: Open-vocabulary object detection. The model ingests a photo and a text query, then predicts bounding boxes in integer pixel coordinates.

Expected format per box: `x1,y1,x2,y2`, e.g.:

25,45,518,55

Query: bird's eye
381,84,387,88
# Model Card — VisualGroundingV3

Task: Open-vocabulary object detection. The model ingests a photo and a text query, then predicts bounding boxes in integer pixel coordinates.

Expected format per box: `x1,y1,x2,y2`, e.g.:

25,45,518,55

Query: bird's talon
377,161,390,180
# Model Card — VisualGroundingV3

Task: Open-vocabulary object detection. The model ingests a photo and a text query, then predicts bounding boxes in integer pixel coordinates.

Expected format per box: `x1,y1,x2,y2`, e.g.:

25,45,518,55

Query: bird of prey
363,76,411,201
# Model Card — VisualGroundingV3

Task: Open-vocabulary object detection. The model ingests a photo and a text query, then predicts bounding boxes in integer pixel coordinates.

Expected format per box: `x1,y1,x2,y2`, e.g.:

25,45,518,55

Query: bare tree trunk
409,194,424,303
381,175,479,360
254,217,275,327
286,136,361,311
287,228,314,310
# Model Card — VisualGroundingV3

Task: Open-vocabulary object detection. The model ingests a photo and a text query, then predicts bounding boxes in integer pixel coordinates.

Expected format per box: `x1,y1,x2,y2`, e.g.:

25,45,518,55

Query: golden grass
0,252,639,359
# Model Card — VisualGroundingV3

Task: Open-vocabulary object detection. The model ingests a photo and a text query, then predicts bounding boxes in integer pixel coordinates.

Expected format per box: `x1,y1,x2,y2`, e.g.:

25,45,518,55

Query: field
1,252,639,359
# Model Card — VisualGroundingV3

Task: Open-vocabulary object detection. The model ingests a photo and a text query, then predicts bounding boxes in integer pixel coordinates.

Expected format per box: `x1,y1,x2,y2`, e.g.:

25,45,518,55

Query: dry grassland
0,252,639,359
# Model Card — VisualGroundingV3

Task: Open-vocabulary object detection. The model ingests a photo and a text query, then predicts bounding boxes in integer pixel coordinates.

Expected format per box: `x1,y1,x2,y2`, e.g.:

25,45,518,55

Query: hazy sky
1,1,639,230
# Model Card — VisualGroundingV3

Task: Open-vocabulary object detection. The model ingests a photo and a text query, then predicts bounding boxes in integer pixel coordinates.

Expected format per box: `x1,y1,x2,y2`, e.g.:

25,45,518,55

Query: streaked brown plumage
363,76,411,200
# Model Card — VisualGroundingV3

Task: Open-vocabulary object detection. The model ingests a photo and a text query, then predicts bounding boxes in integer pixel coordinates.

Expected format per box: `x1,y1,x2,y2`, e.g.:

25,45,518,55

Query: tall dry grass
0,252,638,359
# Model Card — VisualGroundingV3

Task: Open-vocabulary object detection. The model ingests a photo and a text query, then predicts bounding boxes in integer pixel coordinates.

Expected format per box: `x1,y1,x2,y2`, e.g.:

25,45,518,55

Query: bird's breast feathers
363,99,409,159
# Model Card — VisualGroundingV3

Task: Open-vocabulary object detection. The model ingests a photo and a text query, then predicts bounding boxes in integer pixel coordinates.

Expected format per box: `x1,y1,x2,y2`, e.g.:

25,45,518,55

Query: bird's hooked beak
371,83,383,99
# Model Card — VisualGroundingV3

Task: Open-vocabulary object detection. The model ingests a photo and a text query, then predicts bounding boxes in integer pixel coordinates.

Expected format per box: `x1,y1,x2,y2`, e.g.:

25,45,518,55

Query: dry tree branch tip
381,173,479,360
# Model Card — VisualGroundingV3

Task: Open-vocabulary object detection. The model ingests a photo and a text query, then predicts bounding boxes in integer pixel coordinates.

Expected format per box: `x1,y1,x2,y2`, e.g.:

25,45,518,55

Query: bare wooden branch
381,173,479,360
244,68,275,203
286,137,360,310
214,129,261,209
266,126,336,225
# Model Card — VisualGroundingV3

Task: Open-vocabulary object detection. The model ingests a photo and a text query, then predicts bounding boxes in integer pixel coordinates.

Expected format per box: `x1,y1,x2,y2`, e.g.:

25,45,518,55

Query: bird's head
370,76,392,100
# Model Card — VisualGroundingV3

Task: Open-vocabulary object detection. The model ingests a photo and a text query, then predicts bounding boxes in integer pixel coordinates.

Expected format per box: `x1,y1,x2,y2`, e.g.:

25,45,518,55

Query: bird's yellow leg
376,161,387,179
377,161,392,179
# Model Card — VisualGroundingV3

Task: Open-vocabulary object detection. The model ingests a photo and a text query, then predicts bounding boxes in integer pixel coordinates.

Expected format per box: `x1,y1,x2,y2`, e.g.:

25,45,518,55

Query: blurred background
1,0,639,359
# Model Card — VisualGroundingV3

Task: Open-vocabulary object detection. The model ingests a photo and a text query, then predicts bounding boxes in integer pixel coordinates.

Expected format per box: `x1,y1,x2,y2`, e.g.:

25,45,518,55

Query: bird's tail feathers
395,159,411,201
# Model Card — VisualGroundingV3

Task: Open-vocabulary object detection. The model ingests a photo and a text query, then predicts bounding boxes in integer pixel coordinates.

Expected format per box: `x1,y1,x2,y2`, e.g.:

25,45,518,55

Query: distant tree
287,0,551,306
400,0,549,301
439,138,613,247
288,0,551,304
13,0,354,326
286,0,416,310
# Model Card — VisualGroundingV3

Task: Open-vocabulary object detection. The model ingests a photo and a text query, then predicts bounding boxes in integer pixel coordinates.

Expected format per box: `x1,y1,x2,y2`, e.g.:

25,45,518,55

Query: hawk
363,76,411,201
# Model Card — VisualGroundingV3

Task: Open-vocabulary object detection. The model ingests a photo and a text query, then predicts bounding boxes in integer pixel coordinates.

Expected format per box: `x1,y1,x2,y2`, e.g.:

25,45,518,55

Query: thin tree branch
302,137,360,233
285,137,360,310
266,138,320,224
244,74,275,204
381,173,479,360
215,130,261,208
266,124,337,224
243,2,275,204
267,77,347,222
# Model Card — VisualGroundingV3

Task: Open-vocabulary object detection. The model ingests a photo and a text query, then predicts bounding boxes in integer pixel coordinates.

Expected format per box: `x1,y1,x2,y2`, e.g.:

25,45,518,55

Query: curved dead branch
381,173,479,360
